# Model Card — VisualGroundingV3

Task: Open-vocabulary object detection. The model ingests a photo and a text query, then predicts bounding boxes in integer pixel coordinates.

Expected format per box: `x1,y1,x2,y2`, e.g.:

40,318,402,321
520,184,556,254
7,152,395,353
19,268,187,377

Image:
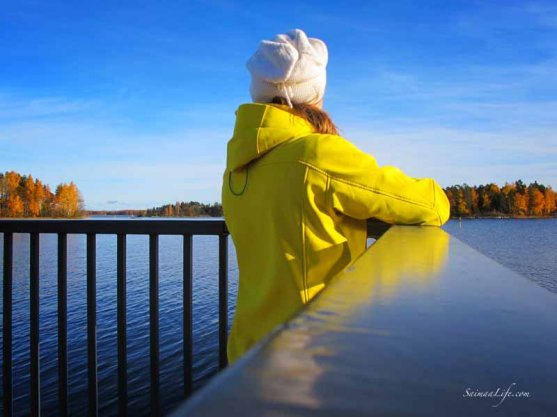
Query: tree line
0,171,84,218
140,201,223,217
444,180,556,217
3,170,554,219
88,202,223,217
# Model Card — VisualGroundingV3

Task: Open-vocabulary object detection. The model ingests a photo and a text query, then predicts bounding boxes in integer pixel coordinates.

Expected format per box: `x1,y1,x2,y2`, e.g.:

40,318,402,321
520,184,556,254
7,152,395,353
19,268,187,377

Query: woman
222,29,450,363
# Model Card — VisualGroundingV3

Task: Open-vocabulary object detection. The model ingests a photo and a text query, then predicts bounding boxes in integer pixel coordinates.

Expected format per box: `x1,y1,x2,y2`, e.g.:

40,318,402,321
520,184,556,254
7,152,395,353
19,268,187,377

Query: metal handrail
0,219,228,235
171,225,557,417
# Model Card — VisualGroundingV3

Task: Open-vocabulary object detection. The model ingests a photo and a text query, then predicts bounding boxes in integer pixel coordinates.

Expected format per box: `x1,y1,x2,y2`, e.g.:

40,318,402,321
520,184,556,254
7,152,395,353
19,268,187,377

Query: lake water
0,227,240,417
0,218,556,416
442,218,557,294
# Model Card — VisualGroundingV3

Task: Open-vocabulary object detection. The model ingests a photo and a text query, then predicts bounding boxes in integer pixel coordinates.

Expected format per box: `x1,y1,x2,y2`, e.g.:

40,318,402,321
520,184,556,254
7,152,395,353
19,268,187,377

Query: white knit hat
247,29,328,107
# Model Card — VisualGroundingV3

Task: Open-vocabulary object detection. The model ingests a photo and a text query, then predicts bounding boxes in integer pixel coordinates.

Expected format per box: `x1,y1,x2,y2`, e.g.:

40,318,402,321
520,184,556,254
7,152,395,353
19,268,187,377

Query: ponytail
271,96,339,136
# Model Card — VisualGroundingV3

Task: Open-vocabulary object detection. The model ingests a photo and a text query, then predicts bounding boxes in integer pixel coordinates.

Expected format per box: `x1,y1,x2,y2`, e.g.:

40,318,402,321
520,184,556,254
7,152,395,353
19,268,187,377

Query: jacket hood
226,103,314,171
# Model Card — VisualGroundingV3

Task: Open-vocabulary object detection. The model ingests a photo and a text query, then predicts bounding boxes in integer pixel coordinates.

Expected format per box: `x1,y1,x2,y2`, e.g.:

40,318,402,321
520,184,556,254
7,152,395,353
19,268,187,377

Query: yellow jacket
222,103,450,363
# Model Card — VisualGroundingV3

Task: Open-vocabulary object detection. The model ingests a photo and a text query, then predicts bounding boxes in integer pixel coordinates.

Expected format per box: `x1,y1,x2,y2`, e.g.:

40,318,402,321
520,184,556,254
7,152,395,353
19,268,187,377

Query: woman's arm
329,163,450,226
304,134,450,226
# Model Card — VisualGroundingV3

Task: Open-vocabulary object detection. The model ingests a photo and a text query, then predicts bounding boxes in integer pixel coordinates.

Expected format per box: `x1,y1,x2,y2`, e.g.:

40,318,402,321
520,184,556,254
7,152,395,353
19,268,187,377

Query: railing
171,225,557,417
1,218,388,417
1,219,229,417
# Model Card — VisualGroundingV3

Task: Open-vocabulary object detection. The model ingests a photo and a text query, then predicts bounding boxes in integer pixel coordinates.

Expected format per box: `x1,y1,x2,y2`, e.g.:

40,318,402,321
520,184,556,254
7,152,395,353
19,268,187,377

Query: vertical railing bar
117,234,128,417
183,234,193,397
30,233,41,416
218,233,228,370
87,233,98,417
149,234,160,416
3,232,14,417
57,233,68,417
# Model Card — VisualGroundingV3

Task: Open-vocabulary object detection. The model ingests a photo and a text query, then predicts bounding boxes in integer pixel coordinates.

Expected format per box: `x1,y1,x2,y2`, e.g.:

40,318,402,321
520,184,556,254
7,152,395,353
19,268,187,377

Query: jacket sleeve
312,136,450,226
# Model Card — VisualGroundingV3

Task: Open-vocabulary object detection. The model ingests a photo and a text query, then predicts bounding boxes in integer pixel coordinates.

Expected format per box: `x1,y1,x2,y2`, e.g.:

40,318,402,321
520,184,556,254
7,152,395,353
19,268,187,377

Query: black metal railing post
117,234,128,417
3,232,14,417
149,234,160,416
87,234,98,417
57,233,69,417
183,234,193,397
30,233,41,417
218,233,228,370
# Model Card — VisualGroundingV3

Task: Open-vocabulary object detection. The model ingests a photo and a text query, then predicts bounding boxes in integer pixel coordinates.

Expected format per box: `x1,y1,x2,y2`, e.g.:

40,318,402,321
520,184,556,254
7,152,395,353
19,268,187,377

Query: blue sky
1,0,556,210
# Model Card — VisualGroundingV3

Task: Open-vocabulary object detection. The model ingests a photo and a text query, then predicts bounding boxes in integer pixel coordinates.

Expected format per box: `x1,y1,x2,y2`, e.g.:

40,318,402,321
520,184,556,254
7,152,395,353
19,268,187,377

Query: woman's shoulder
301,132,363,154
295,132,371,168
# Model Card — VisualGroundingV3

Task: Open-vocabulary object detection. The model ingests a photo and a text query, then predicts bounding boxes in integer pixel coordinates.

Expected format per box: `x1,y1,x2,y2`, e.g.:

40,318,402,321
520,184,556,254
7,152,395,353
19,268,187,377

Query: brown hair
271,96,339,135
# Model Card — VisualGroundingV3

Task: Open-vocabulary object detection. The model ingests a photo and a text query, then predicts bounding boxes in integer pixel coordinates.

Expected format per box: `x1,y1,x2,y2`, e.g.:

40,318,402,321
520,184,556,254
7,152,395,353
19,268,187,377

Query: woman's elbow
432,182,451,226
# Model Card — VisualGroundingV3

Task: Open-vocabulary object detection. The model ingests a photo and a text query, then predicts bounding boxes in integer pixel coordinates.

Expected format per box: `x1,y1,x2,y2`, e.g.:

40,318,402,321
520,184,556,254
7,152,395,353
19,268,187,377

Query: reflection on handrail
251,226,450,409
172,225,557,417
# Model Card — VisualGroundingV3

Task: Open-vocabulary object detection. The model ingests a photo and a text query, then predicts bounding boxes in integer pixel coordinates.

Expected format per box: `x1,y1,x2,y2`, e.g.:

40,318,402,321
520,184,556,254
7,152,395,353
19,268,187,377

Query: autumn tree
3,171,23,217
42,185,55,216
54,182,83,217
5,171,21,192
0,174,5,215
0,171,84,218
501,183,515,213
485,183,501,212
513,192,528,215
528,183,545,216
456,187,470,216
543,188,556,215
23,175,41,217
444,188,455,209
443,180,556,218
7,194,24,217
34,179,45,216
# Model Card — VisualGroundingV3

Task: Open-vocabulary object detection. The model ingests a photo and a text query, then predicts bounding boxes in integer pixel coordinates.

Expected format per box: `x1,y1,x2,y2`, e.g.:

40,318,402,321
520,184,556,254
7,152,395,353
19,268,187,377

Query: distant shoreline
451,215,557,220
2,214,555,220
0,214,220,220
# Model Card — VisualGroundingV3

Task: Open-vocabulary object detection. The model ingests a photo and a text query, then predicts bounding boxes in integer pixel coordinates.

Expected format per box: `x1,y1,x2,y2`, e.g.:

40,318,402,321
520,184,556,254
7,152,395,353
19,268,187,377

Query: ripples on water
1,218,556,416
0,232,239,417
443,218,557,294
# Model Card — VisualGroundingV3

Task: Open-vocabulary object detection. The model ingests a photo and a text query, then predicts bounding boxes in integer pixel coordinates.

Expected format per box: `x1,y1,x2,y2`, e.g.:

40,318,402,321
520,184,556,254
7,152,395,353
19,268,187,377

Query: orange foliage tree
528,184,545,216
444,180,556,218
0,171,83,218
544,188,556,214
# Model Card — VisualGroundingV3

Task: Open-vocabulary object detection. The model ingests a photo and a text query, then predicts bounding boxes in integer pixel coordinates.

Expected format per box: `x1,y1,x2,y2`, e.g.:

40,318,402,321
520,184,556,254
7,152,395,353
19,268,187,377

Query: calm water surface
443,218,557,294
0,217,555,416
